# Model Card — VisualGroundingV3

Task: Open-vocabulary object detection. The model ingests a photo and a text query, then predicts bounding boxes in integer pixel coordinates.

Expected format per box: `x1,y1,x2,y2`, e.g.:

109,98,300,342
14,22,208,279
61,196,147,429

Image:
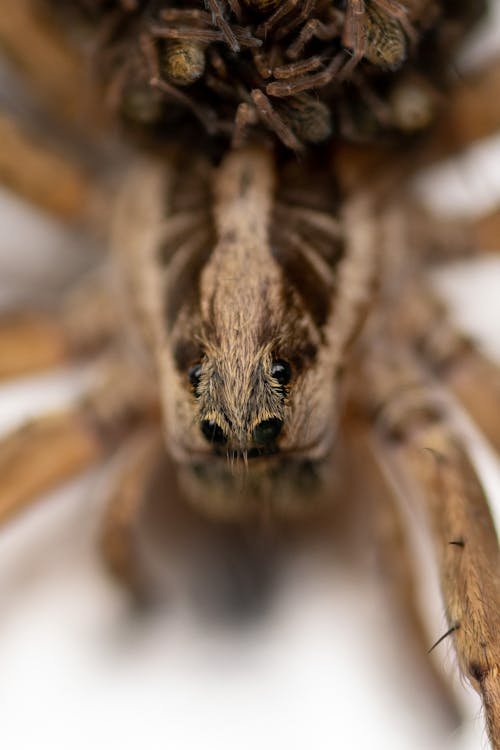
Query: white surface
1,10,500,750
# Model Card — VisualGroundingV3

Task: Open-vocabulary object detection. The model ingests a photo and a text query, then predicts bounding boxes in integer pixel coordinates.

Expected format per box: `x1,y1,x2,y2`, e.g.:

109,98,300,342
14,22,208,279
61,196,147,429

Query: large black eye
253,418,283,445
189,362,202,395
271,360,291,386
201,420,227,445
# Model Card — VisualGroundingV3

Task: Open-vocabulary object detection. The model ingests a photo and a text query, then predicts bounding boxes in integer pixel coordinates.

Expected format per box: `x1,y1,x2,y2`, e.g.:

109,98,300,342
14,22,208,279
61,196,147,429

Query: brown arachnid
0,0,499,747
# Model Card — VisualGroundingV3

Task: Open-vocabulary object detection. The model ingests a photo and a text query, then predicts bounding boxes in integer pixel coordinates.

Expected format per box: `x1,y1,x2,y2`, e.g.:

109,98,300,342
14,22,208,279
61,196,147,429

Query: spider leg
250,89,303,150
256,0,304,38
100,427,163,596
274,0,317,42
0,358,157,528
287,14,341,60
0,0,89,127
0,110,103,224
343,417,462,727
422,59,500,164
379,208,500,456
266,53,344,97
0,273,119,381
204,0,240,52
341,0,367,78
474,210,500,252
357,342,500,748
393,283,500,457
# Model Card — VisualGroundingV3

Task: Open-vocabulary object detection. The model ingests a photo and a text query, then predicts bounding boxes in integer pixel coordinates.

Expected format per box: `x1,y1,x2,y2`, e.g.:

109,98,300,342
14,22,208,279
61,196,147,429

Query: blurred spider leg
0,0,89,125
0,111,103,224
423,59,500,163
0,274,119,381
392,282,500,455
343,417,462,726
360,344,500,748
232,102,259,148
100,428,163,594
472,209,500,252
0,359,157,527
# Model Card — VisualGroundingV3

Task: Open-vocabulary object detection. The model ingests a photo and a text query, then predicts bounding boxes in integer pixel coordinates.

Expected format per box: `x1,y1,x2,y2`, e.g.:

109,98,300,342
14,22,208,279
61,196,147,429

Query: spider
0,0,499,747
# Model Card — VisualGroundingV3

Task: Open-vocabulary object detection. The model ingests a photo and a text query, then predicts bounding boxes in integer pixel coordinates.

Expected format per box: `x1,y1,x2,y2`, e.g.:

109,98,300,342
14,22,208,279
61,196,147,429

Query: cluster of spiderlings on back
49,0,485,150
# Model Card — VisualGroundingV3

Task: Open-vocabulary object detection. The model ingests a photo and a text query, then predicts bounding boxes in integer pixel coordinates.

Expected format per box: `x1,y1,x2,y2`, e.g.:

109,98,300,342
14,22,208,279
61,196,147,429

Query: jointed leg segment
357,343,500,748
0,358,158,528
0,274,119,381
100,428,163,594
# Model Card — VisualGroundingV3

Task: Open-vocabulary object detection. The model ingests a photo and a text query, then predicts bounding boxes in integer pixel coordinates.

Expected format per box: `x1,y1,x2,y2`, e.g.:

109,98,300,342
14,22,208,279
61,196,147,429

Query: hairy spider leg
0,358,158,527
343,418,463,728
0,0,89,126
100,427,164,596
358,343,500,750
0,273,119,381
0,111,102,223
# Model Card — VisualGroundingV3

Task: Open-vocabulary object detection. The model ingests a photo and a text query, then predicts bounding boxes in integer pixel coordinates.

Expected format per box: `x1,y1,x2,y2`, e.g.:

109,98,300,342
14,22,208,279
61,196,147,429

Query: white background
0,6,500,750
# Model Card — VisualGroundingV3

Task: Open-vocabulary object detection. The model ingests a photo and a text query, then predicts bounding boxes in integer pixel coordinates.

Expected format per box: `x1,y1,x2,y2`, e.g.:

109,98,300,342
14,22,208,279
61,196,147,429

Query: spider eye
271,360,291,386
253,418,283,445
200,420,227,446
189,362,202,395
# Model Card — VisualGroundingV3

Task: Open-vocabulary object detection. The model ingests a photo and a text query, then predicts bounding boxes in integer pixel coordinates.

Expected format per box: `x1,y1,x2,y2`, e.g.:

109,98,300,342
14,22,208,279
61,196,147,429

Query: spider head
164,230,343,479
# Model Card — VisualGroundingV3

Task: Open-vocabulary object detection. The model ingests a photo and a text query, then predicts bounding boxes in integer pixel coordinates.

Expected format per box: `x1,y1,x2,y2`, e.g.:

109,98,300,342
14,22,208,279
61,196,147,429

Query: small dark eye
271,360,291,386
200,420,227,445
189,362,202,394
253,418,283,445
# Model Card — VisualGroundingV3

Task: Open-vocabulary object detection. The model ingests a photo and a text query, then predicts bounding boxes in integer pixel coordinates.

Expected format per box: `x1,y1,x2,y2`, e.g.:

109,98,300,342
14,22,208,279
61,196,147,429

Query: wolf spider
0,1,499,748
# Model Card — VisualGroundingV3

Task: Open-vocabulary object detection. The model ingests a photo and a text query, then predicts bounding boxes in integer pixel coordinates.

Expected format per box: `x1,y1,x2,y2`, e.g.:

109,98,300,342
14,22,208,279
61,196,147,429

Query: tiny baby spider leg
265,53,344,96
273,0,317,41
256,0,314,39
204,0,240,52
250,89,303,150
272,56,325,80
343,417,462,726
0,273,119,381
286,17,341,60
159,8,214,25
359,343,500,749
100,427,164,596
0,358,158,528
341,0,367,78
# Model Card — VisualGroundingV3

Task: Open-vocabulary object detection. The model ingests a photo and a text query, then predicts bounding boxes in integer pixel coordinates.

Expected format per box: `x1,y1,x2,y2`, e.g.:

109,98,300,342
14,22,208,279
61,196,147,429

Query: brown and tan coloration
112,146,377,517
0,1,499,747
